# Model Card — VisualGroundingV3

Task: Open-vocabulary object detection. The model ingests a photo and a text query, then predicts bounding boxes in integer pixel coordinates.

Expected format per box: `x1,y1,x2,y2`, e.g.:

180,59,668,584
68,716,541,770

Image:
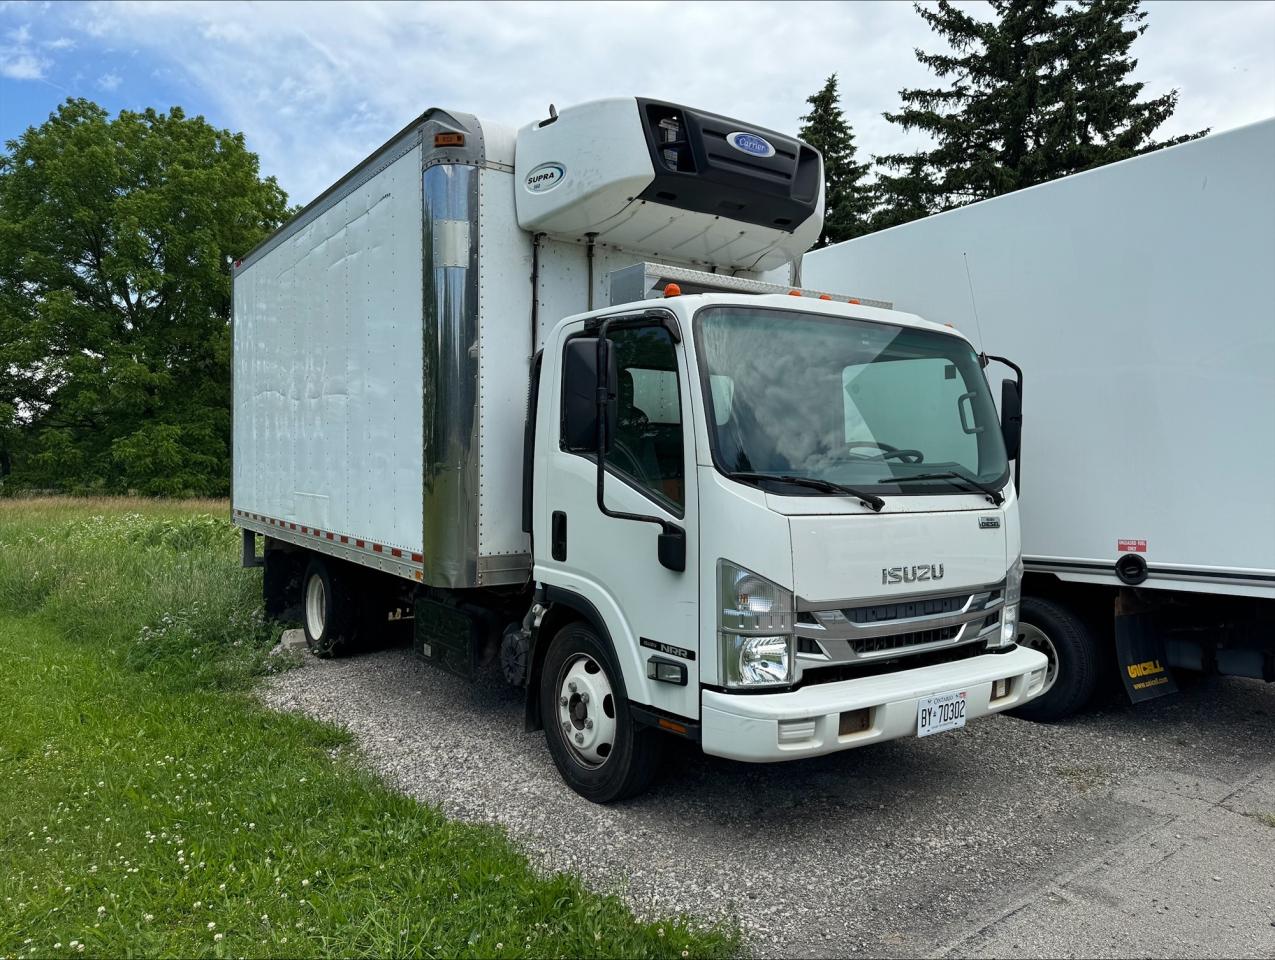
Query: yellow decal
1127,659,1165,679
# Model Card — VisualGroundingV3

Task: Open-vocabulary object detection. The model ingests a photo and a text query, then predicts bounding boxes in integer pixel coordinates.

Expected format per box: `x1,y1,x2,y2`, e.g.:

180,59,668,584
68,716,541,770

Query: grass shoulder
0,501,738,959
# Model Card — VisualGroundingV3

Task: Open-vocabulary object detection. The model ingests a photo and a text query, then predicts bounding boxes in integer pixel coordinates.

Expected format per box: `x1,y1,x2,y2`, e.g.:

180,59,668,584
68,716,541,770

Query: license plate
917,689,968,737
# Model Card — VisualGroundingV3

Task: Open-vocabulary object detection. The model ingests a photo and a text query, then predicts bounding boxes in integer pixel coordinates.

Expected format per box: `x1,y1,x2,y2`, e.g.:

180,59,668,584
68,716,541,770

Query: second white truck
232,98,1047,801
797,118,1275,722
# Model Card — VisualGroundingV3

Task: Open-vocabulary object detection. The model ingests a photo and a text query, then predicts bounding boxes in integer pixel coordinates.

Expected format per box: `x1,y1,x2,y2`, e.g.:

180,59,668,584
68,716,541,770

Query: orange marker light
663,282,681,298
818,294,832,300
848,298,861,305
788,290,802,297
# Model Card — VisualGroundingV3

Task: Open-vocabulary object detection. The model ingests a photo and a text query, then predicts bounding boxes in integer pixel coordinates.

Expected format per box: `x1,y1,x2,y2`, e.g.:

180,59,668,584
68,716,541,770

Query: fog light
991,677,1011,701
778,717,817,744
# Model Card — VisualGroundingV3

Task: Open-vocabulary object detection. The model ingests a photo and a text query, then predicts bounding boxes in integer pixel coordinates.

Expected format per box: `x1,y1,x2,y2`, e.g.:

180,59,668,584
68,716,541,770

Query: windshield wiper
884,470,1005,506
728,472,885,512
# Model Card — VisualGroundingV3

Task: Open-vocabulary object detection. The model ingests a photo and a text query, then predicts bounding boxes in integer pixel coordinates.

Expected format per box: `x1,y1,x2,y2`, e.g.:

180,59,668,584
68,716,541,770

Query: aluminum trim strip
233,512,423,583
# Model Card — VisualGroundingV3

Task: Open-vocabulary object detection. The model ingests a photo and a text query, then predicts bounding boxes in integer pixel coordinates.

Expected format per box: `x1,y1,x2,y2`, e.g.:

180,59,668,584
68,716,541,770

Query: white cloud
43,36,75,50
34,0,1275,206
97,69,119,90
1,49,45,79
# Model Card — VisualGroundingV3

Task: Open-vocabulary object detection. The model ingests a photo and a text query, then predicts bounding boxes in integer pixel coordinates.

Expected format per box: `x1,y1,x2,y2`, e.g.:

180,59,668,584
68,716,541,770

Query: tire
539,622,662,803
1007,595,1099,722
301,557,361,658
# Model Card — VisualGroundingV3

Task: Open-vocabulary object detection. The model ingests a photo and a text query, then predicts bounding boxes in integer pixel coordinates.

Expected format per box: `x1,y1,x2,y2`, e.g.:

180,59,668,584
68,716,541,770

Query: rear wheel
539,622,662,803
1007,595,1098,722
302,557,360,658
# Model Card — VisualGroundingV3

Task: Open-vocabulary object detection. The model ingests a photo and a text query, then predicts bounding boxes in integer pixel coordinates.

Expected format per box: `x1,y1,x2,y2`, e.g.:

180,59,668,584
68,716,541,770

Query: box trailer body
233,98,1046,801
798,119,1275,715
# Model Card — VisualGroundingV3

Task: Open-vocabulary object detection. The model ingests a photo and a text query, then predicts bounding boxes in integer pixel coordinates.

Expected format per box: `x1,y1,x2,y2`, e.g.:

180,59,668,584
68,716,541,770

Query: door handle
551,511,567,562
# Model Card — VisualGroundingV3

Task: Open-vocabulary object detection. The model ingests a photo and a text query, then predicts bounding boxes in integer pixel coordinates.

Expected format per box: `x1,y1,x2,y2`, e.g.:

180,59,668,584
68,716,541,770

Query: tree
798,75,873,245
868,157,939,233
0,99,288,496
875,0,1206,220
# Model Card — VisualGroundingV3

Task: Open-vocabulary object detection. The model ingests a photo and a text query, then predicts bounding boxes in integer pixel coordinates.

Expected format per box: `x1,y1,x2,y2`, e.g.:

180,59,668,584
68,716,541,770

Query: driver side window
565,324,685,513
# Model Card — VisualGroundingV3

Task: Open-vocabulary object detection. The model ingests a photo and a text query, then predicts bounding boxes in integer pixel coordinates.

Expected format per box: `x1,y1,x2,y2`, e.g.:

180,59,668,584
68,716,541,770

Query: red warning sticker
1117,539,1147,553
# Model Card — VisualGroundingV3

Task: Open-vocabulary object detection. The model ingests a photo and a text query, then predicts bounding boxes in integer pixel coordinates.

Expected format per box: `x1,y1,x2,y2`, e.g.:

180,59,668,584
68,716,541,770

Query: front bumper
700,645,1048,762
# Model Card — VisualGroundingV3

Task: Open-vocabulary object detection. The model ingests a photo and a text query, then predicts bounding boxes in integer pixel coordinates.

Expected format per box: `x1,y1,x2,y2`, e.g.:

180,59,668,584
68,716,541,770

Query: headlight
990,555,1024,649
719,560,794,687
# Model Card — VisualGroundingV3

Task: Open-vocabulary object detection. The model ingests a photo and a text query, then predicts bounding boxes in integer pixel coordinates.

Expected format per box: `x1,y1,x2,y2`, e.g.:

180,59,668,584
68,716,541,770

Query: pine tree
798,75,873,245
868,158,938,233
875,0,1206,218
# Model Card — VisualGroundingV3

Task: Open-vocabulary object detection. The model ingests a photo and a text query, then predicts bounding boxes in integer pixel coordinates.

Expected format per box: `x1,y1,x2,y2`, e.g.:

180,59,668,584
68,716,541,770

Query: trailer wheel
539,622,662,803
1007,596,1098,722
302,557,360,658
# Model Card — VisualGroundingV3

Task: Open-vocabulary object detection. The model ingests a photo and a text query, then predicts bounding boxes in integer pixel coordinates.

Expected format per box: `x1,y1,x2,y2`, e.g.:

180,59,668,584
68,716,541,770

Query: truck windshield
695,306,1009,497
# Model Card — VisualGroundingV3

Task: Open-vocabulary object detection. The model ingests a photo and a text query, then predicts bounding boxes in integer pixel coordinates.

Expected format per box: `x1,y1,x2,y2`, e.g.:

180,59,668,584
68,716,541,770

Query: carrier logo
726,131,775,158
524,162,566,193
882,563,945,585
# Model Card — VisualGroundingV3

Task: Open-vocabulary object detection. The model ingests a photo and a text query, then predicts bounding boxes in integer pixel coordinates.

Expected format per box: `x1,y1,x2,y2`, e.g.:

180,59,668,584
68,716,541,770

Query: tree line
0,0,1200,496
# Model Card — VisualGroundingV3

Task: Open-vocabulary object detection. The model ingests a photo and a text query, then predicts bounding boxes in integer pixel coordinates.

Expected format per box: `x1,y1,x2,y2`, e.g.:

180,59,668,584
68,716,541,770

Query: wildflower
496,944,503,951
144,913,155,922
301,879,309,887
682,952,689,958
214,933,224,943
194,901,203,909
76,945,85,954
219,883,226,891
208,921,216,931
97,905,107,915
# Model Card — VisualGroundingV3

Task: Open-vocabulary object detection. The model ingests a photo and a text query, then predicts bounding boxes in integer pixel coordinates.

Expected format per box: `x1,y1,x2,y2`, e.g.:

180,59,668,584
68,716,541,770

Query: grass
0,497,738,959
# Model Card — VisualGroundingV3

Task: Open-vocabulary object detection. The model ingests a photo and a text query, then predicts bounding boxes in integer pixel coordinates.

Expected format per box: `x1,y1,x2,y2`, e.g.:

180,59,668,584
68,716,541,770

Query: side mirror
1000,378,1022,461
562,337,617,453
658,526,686,573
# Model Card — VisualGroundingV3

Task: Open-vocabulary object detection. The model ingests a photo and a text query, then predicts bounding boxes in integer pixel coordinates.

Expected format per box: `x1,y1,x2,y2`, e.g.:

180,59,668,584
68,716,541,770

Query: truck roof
580,292,973,344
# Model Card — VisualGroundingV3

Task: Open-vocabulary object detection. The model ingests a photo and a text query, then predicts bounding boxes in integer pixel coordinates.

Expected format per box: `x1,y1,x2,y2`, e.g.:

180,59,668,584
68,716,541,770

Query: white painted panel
801,120,1275,586
476,167,534,559
233,145,424,554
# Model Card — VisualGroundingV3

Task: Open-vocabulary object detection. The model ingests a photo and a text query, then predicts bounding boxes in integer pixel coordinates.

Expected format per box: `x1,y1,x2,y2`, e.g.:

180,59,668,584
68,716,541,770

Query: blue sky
3,0,1274,207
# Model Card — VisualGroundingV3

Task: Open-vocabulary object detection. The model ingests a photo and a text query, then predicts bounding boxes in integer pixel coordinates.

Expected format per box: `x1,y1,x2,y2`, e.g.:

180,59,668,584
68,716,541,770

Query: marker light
788,290,802,296
848,298,861,304
819,294,832,300
663,282,682,297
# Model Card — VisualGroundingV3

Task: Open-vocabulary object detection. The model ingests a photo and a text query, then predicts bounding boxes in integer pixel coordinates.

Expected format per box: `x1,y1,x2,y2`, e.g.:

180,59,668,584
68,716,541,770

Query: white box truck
797,119,1275,722
232,98,1047,802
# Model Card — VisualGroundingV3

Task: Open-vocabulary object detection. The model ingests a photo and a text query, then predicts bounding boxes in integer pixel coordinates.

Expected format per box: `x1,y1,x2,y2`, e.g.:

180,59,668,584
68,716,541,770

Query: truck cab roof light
788,290,802,297
818,294,832,300
663,282,681,297
848,298,860,304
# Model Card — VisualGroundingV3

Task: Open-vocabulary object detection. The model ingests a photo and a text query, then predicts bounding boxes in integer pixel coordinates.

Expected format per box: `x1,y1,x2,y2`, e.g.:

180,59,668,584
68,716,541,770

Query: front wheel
539,623,662,803
1007,595,1099,722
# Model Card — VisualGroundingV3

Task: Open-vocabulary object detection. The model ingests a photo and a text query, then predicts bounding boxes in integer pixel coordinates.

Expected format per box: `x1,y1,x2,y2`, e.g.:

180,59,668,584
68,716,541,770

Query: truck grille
794,583,1005,679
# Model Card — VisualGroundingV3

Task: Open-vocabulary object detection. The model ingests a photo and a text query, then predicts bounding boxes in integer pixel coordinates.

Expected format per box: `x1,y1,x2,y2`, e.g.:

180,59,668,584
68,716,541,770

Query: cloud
97,69,119,90
17,0,1275,207
0,49,45,79
43,36,75,50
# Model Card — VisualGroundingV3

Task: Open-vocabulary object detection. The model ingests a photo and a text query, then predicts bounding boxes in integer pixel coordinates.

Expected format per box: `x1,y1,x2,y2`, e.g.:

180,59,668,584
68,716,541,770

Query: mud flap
1115,589,1179,703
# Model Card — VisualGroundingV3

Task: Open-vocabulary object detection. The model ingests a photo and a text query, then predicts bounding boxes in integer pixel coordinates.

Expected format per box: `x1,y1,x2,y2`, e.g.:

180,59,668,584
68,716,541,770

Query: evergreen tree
868,158,938,233
798,75,873,245
875,0,1205,218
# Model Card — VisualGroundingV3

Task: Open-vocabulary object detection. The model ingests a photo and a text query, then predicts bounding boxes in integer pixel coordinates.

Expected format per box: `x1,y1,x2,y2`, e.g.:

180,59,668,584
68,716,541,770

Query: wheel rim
1018,622,1059,694
555,654,617,768
305,574,326,641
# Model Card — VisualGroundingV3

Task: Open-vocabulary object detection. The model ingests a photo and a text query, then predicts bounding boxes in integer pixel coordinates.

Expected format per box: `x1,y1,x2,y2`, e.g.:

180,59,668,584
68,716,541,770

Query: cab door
534,315,700,721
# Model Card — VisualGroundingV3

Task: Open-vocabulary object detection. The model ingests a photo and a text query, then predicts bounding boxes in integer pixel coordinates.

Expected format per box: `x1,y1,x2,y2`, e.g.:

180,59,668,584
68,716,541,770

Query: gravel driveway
261,641,1275,958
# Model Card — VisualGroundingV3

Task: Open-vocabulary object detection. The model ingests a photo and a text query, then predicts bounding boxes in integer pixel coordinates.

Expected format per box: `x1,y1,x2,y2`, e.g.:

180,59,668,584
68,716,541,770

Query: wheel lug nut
562,722,570,732
580,692,590,704
585,719,594,730
574,733,584,744
559,696,568,706
568,681,578,693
